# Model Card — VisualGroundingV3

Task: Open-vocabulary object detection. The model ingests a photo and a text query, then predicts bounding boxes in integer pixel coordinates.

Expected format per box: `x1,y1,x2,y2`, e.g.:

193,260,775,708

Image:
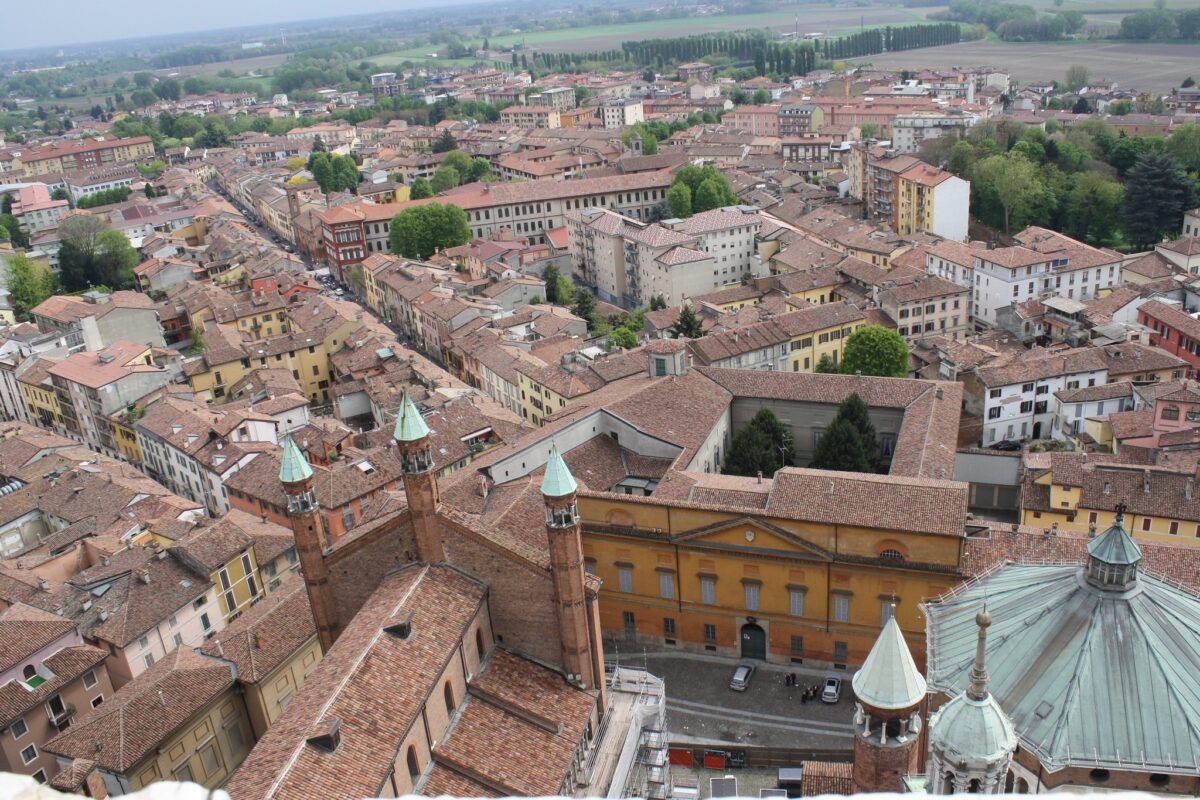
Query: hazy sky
8,0,457,51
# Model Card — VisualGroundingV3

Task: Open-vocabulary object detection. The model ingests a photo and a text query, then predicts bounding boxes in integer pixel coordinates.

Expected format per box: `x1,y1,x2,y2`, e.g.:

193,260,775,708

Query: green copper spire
278,434,313,484
393,392,430,443
541,445,578,498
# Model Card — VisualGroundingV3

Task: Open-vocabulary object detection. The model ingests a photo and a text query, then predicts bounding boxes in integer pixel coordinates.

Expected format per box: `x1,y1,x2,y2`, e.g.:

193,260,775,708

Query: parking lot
622,650,856,750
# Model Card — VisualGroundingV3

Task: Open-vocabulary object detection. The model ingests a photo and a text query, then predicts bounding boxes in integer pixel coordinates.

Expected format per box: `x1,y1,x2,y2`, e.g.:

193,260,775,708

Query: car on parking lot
990,440,1023,452
821,676,842,703
729,661,756,691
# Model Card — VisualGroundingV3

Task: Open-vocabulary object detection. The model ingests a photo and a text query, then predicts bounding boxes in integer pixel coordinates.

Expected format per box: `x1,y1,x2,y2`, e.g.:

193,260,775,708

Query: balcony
49,703,76,731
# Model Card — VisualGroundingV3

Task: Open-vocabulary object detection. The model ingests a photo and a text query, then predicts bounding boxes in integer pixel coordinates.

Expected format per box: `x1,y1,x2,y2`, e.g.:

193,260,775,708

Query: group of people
784,673,821,703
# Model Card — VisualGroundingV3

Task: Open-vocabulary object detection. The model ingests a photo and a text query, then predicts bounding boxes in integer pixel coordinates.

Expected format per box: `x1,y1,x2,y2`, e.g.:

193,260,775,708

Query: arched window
967,778,981,794
475,628,485,658
406,746,420,781
22,664,36,681
444,682,455,715
941,772,956,794
880,549,904,560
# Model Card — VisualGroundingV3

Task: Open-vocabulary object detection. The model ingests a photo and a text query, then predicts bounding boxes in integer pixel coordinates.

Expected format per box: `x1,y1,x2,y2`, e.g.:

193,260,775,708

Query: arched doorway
740,622,766,660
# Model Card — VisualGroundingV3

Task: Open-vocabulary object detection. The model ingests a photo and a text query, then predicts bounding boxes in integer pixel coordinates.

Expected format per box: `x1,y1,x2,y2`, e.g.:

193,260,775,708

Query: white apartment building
972,348,1110,445
970,228,1121,328
890,112,979,154
568,206,770,307
1051,382,1135,442
136,396,299,514
599,98,645,129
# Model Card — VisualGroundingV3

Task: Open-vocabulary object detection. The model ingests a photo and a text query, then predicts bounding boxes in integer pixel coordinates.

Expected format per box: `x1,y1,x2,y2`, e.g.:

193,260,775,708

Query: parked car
821,676,842,703
990,440,1023,452
729,661,756,692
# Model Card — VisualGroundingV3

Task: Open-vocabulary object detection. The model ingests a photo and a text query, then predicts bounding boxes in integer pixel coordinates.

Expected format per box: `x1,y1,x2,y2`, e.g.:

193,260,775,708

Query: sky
7,0,462,51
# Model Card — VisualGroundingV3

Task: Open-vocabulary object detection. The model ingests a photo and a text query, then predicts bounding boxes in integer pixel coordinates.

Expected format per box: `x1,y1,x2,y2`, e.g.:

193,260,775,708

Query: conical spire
541,445,578,498
279,434,313,484
853,614,927,711
393,392,430,443
967,608,992,701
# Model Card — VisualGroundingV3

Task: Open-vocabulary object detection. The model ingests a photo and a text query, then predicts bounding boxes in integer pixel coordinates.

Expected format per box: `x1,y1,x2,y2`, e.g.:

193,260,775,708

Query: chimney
1143,469,1151,494
253,632,265,649
756,470,763,484
158,689,167,708
1188,476,1195,501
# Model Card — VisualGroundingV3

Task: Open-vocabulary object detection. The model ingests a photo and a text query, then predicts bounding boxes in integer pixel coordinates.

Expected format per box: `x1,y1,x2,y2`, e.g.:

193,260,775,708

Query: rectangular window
881,602,896,626
199,742,222,778
143,653,155,669
833,594,850,623
789,589,805,617
700,576,716,605
618,566,633,593
743,583,760,611
988,407,1002,420
834,641,848,663
91,696,104,709
1142,518,1152,532
20,743,37,765
658,572,675,599
989,388,1001,399
663,617,676,637
790,636,804,657
1170,521,1180,536
200,613,212,631
82,670,96,690
703,623,717,642
173,762,194,783
226,720,246,754
10,718,28,740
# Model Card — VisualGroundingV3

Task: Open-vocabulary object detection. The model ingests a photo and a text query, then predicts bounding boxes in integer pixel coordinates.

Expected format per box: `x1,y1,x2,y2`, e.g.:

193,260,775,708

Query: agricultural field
374,6,933,62
848,39,1200,91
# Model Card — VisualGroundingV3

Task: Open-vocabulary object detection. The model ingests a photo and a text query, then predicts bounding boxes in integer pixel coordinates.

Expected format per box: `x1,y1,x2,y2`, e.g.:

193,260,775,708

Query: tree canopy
388,203,471,260
4,253,56,321
809,393,880,474
722,408,795,478
839,325,910,378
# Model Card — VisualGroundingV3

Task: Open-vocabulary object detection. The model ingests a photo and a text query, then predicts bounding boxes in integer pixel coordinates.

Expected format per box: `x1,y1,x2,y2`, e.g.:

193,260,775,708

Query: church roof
278,434,313,484
852,616,926,711
541,445,578,498
393,391,430,443
924,562,1200,774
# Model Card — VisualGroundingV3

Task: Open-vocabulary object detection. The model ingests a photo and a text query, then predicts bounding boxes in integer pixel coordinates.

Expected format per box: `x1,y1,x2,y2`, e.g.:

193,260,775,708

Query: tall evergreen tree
1122,151,1195,248
670,305,704,338
810,418,873,473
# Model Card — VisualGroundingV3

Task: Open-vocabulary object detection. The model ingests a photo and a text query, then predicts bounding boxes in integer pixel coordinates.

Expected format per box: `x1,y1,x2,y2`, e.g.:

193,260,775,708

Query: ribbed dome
929,693,1017,763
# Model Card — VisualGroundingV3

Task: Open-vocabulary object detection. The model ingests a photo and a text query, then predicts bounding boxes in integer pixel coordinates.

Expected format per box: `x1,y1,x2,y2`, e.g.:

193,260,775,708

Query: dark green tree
543,264,562,303
722,408,794,478
669,305,704,338
431,165,461,194
839,325,910,378
1122,151,1195,249
572,287,597,325
431,130,458,153
834,393,879,470
649,294,667,311
809,418,873,473
815,353,838,373
410,177,433,199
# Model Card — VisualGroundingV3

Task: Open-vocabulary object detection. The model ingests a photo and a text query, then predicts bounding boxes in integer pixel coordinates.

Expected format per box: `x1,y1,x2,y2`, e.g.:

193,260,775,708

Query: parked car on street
729,661,756,692
821,676,842,703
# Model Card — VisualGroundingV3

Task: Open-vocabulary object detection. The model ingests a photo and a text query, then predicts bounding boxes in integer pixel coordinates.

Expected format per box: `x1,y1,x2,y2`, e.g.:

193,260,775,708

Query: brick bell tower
850,613,927,793
394,392,445,563
540,445,601,693
279,434,340,652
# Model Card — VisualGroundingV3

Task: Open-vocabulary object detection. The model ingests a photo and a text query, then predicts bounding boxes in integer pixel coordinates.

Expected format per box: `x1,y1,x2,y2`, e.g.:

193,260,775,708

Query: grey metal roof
924,563,1200,774
1087,520,1143,566
852,616,926,711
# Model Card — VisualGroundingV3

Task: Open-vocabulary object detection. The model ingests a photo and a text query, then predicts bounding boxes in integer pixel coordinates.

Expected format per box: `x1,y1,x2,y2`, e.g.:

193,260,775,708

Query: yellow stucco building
580,478,963,668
